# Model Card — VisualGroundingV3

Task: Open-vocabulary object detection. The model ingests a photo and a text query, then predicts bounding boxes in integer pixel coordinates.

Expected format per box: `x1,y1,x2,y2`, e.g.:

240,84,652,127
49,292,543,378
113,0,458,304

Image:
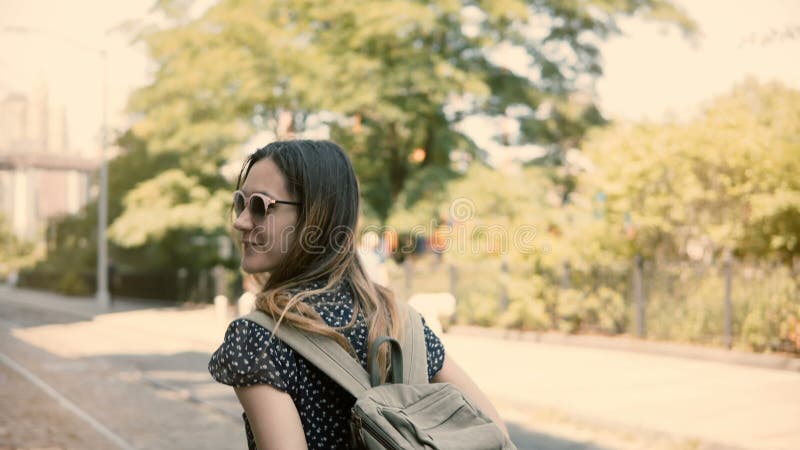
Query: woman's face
233,158,300,274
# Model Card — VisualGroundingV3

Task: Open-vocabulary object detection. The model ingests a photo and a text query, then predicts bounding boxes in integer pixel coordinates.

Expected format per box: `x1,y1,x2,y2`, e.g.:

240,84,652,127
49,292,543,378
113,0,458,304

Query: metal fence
389,254,800,354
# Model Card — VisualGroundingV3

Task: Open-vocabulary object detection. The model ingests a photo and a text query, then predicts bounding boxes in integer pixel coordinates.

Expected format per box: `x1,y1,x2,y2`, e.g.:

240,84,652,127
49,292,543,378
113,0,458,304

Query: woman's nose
233,208,254,231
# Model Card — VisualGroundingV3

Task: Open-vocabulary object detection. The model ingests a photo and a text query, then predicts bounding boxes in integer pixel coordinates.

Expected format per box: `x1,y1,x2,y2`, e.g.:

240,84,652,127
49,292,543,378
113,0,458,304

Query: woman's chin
241,258,272,274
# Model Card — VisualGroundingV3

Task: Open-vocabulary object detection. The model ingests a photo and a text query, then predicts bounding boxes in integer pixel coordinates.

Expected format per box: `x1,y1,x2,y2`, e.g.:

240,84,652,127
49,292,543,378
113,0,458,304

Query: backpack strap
242,301,430,396
242,310,371,397
368,336,404,387
397,302,429,385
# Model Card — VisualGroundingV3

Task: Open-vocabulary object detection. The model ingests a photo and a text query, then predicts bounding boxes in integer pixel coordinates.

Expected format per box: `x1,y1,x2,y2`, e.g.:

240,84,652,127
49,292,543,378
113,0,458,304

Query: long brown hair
233,140,402,381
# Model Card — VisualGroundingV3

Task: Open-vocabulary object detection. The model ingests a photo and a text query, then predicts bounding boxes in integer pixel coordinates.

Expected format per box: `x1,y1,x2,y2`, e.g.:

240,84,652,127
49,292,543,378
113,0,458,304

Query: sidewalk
449,325,800,373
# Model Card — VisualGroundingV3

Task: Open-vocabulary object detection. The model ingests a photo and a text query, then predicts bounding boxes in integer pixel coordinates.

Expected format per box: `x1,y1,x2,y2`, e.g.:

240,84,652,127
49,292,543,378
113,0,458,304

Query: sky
596,0,800,122
0,0,798,156
0,1,153,155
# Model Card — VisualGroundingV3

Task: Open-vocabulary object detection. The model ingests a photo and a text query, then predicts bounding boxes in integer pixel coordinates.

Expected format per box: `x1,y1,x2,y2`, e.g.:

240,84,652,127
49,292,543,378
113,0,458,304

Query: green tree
0,214,37,277
582,79,800,264
122,0,695,229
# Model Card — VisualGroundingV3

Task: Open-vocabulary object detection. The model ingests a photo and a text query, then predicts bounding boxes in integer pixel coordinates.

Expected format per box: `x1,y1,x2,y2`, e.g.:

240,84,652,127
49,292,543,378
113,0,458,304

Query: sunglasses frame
233,190,301,221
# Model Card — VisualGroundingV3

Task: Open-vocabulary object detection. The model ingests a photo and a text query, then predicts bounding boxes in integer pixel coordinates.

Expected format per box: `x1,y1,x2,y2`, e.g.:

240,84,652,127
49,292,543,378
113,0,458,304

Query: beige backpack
243,303,516,450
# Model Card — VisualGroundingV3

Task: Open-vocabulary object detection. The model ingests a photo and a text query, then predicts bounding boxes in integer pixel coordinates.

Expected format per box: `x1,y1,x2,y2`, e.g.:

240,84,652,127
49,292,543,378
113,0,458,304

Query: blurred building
0,80,97,241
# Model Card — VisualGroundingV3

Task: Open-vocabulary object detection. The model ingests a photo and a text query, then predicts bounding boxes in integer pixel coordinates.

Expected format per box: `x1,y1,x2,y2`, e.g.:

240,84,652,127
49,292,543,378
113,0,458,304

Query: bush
498,275,553,331
584,286,628,334
456,283,502,327
557,288,585,333
499,299,550,331
739,272,800,353
56,271,91,296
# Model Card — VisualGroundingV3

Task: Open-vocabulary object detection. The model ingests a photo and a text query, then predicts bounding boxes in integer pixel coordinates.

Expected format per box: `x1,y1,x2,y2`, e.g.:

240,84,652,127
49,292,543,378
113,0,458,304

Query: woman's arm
432,354,510,438
234,384,308,450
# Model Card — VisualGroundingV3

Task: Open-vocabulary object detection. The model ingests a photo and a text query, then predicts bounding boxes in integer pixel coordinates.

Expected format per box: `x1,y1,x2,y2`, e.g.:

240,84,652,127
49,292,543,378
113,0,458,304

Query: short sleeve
208,318,296,392
420,316,446,381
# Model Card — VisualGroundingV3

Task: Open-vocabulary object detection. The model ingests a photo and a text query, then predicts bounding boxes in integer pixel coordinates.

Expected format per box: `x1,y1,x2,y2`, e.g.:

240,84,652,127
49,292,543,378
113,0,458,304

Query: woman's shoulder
208,317,296,389
418,314,447,381
227,315,277,339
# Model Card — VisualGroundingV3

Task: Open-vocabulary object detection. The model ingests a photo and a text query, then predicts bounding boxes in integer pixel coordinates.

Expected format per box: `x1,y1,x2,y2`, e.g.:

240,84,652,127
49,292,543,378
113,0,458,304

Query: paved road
2,286,798,449
444,334,800,450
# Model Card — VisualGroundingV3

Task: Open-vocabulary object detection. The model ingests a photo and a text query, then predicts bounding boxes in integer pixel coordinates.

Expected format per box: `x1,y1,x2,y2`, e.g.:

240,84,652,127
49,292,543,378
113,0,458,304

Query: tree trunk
387,123,407,201
421,117,436,167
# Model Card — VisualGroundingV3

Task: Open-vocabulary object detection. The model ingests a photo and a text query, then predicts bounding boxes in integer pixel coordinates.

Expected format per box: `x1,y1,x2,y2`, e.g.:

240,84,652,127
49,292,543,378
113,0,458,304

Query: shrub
56,271,91,296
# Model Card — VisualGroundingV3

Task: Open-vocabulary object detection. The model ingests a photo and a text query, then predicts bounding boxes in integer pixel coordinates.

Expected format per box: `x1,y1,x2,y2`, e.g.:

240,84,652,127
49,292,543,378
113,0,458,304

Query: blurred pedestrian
357,230,390,286
236,273,260,316
208,140,509,449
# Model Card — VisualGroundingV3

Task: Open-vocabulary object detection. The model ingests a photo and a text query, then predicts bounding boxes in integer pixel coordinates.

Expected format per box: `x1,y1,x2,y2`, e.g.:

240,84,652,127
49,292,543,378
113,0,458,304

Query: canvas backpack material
242,302,516,450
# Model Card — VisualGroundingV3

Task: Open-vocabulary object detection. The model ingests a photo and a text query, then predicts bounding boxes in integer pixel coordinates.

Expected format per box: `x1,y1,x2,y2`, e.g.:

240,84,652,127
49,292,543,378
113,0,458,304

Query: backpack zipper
352,410,402,450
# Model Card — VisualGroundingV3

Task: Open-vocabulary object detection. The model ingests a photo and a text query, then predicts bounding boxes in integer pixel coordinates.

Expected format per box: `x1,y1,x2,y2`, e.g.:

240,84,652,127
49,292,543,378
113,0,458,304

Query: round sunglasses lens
250,196,267,219
233,192,245,216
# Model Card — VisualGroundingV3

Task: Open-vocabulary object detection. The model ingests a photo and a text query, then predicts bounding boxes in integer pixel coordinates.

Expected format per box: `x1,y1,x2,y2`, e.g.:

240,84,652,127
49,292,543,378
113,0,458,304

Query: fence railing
386,254,800,354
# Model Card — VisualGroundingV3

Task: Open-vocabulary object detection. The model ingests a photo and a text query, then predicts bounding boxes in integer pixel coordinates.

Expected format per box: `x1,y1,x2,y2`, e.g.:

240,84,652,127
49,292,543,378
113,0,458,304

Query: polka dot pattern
208,278,446,450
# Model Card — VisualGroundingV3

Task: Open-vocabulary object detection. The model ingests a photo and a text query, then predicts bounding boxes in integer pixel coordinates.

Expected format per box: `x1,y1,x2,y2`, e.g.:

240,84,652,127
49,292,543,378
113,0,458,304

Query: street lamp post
96,49,110,309
2,26,111,309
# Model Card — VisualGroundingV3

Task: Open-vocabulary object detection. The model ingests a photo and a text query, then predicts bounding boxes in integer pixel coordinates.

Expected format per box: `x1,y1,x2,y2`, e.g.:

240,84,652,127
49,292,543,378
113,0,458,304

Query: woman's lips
243,241,268,251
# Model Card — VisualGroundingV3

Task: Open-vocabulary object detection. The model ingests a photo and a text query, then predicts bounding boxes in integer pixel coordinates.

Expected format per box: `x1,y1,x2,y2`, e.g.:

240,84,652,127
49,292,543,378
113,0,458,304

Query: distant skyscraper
0,94,29,152
49,105,69,154
27,77,49,152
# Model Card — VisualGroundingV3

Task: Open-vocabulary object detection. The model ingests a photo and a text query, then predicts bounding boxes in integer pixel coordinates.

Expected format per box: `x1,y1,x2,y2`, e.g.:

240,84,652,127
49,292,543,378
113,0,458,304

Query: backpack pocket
354,383,509,449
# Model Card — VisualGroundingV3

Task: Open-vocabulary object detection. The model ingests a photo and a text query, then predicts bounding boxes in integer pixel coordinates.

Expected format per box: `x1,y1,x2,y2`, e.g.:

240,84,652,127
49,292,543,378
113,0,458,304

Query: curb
448,325,800,373
6,286,798,373
0,286,163,319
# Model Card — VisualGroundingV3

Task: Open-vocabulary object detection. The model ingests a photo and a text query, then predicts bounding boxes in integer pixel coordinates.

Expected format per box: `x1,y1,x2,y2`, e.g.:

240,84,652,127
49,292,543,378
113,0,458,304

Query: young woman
208,140,509,449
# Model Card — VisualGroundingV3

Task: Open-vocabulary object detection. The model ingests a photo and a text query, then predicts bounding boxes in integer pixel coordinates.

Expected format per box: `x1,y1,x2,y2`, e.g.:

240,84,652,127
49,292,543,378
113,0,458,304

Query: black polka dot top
208,278,446,450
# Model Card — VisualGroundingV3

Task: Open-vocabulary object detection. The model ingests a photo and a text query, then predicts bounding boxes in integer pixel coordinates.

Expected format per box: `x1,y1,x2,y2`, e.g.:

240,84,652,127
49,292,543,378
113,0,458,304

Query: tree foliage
582,79,800,264
124,0,694,226
0,214,37,277
384,80,799,353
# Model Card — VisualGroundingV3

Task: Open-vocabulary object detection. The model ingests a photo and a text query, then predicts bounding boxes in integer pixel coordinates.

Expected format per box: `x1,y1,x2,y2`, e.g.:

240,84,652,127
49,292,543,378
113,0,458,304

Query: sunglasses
233,190,301,221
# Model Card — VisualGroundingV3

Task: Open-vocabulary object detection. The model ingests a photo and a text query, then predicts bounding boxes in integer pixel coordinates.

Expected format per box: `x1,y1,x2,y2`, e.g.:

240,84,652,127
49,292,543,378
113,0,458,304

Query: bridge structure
0,151,99,172
0,148,99,241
